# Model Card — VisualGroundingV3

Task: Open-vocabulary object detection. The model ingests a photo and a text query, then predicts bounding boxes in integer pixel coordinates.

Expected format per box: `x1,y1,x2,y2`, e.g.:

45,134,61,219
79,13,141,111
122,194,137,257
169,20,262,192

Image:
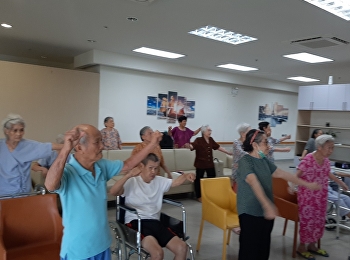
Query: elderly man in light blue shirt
45,124,163,260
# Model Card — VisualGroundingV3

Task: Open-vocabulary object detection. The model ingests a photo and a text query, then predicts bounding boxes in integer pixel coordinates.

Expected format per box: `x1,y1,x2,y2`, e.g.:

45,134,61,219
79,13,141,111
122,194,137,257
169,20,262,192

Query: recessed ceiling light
217,63,258,72
127,17,138,22
283,52,333,63
287,76,320,82
133,47,185,59
87,39,96,43
303,0,350,21
189,25,257,45
1,23,12,28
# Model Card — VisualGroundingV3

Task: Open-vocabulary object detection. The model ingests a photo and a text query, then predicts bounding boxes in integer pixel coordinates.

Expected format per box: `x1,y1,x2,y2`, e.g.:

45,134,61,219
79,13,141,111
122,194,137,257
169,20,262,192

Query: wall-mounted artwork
147,96,157,116
147,91,195,123
258,102,288,127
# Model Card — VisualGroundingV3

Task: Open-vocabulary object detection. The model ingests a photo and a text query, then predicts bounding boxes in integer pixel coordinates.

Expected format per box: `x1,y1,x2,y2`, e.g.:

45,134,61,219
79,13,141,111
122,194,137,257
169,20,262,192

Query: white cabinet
298,85,329,110
298,84,350,111
328,84,350,110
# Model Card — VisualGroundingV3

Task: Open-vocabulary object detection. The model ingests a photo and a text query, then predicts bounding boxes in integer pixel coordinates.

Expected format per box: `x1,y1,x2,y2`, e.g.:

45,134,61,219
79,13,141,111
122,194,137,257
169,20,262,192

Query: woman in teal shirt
236,129,319,260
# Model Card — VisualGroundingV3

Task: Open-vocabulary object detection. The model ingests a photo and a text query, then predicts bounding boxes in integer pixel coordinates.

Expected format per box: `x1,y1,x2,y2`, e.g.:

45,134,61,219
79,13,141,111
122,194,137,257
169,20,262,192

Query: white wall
98,66,298,149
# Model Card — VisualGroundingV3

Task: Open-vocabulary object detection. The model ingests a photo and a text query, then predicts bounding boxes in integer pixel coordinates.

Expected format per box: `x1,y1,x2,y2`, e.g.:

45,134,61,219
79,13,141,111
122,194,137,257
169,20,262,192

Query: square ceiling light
217,63,258,71
288,76,320,82
304,0,350,21
133,47,185,59
283,52,333,63
188,25,257,45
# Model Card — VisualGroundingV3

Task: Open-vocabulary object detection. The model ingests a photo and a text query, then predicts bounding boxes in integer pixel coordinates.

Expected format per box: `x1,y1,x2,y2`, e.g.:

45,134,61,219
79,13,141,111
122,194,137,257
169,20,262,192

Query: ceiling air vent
291,36,349,49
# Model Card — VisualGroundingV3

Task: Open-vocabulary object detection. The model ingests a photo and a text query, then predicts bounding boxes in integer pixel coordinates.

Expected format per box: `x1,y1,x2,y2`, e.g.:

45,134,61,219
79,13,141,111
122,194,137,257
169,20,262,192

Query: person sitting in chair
110,153,195,260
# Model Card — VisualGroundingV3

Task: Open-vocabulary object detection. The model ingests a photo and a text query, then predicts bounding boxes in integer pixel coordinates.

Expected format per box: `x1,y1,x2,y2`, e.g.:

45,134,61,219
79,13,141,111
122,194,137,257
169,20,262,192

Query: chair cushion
226,211,240,229
174,149,195,171
7,242,61,260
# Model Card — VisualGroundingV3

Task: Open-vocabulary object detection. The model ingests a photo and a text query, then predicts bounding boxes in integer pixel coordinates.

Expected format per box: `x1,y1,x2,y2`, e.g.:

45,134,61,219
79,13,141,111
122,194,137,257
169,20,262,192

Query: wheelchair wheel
109,221,128,260
325,218,337,231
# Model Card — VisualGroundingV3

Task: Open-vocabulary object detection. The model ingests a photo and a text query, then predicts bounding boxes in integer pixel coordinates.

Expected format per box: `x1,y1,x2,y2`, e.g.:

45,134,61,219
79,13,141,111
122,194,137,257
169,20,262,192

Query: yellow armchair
196,177,239,260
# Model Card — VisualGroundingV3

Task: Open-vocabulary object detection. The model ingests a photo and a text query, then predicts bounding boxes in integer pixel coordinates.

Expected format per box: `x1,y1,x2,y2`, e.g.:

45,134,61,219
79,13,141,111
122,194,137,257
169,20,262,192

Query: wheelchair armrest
163,198,184,208
118,204,138,215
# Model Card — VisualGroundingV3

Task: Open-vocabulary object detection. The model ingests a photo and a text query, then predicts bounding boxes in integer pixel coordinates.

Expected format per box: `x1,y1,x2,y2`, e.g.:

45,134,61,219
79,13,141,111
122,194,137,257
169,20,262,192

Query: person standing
294,135,348,259
100,117,122,150
168,115,201,148
299,129,323,160
45,124,162,259
258,121,291,163
236,129,320,260
0,113,63,196
189,125,232,201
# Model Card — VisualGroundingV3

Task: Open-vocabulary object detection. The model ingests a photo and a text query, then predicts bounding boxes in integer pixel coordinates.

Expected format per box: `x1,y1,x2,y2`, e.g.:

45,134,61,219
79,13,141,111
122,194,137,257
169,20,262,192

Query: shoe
308,249,329,257
297,251,315,260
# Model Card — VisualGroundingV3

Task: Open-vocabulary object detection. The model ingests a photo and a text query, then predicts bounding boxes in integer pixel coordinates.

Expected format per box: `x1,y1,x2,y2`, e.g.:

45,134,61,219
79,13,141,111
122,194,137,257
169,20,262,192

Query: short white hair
315,134,334,148
201,125,210,134
236,123,250,135
2,113,25,130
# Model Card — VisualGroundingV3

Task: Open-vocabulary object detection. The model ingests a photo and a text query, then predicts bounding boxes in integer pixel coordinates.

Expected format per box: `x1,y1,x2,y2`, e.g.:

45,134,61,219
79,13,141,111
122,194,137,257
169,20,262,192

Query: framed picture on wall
185,100,195,118
167,91,178,123
157,93,168,119
147,96,157,116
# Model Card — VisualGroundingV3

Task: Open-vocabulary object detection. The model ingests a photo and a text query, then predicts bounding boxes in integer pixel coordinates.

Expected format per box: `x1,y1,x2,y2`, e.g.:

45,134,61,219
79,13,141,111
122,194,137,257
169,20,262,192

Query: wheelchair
109,196,195,260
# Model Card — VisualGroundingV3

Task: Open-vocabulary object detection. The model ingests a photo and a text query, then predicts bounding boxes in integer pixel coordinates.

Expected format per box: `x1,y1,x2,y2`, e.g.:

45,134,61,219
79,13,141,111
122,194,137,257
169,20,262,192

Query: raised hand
64,127,85,150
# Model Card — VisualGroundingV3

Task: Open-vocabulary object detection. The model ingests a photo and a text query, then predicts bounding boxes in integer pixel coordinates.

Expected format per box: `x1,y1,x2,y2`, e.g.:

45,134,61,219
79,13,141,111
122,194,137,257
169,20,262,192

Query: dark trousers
238,213,274,260
194,168,216,198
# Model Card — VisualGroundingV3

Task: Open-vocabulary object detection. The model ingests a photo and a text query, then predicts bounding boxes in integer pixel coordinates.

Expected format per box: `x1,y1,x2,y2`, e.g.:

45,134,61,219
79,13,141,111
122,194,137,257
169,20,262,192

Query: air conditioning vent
291,36,349,49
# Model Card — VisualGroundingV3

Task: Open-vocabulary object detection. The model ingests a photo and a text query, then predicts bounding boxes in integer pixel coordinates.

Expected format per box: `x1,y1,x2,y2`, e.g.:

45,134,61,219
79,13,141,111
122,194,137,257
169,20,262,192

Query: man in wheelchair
110,153,195,260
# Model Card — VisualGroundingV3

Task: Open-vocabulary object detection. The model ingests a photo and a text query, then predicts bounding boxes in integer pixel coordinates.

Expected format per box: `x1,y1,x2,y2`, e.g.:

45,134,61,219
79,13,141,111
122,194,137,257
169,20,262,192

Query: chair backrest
200,177,236,211
272,177,297,204
0,194,63,250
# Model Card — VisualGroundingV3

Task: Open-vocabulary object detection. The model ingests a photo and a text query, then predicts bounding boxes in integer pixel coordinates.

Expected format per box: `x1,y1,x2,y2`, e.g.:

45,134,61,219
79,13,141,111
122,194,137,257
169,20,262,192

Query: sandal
308,249,329,257
297,251,315,260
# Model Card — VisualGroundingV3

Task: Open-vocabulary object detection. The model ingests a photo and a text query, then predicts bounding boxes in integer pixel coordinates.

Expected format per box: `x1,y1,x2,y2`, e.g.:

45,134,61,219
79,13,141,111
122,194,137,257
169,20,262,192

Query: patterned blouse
232,139,247,181
100,128,122,150
267,136,280,163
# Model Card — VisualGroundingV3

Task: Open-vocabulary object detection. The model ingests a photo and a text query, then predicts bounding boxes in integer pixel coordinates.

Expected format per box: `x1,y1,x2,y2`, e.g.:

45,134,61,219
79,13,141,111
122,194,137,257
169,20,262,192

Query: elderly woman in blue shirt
0,113,63,196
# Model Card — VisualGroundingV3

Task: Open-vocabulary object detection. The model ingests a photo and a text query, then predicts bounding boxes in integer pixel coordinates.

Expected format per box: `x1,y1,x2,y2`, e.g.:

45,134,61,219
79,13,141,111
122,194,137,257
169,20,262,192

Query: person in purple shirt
168,116,201,148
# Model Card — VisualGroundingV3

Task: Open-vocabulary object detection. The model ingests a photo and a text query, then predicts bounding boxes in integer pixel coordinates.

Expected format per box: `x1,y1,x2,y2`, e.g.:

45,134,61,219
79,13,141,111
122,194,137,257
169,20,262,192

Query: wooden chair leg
292,220,298,258
283,219,288,236
196,219,204,252
222,229,227,260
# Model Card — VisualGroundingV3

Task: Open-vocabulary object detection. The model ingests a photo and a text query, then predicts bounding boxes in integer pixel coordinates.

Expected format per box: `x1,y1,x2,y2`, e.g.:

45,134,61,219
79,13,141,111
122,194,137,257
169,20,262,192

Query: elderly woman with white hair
294,134,348,259
232,123,251,192
0,113,63,196
189,125,232,201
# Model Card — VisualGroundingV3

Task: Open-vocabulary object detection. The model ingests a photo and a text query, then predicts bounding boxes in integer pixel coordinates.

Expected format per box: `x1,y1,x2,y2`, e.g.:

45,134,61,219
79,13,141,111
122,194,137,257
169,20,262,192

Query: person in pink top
292,134,348,260
167,116,201,148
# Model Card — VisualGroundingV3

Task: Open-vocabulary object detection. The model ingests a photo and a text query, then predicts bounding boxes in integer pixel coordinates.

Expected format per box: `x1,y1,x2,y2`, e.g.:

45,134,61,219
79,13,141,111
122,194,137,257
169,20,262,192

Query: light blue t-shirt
55,155,123,259
0,139,52,196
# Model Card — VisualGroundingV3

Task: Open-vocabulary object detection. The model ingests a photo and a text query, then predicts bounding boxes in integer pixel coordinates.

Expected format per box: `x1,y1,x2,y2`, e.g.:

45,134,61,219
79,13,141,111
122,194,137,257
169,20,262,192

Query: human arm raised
171,172,195,187
109,167,141,196
274,147,291,153
31,162,48,177
51,143,64,150
272,168,320,190
45,127,84,191
279,134,291,142
122,131,163,172
168,126,173,137
193,126,201,136
218,146,233,156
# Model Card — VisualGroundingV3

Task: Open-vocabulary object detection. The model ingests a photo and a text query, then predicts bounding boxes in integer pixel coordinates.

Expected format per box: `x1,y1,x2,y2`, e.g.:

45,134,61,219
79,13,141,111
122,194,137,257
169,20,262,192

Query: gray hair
56,134,65,144
315,134,334,148
201,125,210,135
140,126,152,141
236,123,251,135
2,113,25,132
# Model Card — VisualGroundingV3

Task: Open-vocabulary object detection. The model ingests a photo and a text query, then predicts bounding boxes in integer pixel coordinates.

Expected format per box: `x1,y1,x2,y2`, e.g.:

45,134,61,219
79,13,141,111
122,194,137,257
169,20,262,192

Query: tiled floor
109,160,350,260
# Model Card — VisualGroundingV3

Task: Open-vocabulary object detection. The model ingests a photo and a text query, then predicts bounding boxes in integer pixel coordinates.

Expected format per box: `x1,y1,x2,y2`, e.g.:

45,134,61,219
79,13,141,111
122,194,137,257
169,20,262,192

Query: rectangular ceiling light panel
217,63,258,71
304,0,350,21
283,52,333,63
189,25,257,45
288,76,320,82
133,47,185,59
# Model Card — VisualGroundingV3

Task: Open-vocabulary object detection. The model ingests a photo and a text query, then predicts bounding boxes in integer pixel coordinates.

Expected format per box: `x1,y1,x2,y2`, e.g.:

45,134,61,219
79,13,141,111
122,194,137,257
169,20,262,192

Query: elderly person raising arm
132,126,172,179
236,129,320,260
0,113,63,196
189,125,232,201
45,124,162,260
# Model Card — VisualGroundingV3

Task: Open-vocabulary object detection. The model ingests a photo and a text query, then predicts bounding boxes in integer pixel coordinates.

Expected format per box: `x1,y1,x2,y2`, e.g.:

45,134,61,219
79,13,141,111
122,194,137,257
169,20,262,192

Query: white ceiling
1,0,350,85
